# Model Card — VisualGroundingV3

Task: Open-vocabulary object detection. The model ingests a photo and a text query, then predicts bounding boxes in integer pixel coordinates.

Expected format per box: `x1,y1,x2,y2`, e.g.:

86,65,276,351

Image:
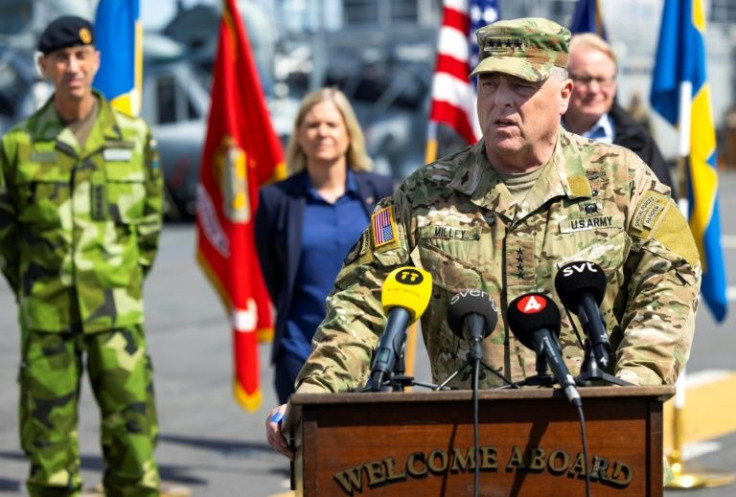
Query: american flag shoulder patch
371,205,398,250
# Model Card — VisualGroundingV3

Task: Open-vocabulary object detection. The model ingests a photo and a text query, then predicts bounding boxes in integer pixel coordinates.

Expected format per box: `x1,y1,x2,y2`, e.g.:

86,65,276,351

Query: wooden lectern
287,386,673,497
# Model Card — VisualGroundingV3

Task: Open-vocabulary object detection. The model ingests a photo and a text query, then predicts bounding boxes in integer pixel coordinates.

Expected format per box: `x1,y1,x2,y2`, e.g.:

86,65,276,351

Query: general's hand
265,404,293,460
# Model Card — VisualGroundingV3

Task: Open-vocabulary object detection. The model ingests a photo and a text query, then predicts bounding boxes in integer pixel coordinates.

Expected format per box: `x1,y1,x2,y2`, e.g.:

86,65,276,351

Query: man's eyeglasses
569,73,616,88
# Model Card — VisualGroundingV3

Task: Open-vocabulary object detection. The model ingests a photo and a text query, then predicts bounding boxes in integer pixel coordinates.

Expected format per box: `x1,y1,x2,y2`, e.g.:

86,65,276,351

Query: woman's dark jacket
255,170,395,363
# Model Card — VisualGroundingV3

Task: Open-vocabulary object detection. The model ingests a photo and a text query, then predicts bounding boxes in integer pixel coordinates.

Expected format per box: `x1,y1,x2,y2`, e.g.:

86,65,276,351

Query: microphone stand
363,349,443,392
575,340,632,386
435,334,516,390
385,353,417,391
504,342,557,389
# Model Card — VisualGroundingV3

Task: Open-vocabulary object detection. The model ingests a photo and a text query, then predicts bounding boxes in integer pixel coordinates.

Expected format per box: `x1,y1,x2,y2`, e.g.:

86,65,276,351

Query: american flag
429,0,501,145
372,207,395,247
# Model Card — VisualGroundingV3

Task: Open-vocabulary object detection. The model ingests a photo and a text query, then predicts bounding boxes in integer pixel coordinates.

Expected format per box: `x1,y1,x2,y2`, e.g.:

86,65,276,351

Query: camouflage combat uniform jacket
295,129,701,393
0,91,163,333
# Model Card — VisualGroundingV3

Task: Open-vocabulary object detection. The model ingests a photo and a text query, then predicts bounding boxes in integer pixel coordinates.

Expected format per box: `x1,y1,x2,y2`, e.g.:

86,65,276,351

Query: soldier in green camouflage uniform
266,18,700,464
0,17,163,497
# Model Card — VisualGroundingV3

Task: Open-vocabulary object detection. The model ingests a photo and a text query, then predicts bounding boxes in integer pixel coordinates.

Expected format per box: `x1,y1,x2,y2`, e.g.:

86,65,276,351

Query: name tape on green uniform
30,152,58,163
103,148,133,162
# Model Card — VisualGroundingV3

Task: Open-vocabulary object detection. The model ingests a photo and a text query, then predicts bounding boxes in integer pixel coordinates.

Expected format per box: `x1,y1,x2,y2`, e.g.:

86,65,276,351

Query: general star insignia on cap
470,17,571,82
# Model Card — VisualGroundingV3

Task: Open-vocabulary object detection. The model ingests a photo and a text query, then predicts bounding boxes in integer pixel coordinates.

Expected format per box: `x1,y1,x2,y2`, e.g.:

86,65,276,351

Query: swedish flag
93,0,142,116
651,0,728,321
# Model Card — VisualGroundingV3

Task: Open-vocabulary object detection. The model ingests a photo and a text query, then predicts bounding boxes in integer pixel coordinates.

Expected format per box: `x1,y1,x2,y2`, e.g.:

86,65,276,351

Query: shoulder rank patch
371,205,399,251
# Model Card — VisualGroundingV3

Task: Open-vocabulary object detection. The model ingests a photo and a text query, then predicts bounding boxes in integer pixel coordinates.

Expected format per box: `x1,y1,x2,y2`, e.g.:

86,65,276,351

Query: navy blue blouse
282,171,369,360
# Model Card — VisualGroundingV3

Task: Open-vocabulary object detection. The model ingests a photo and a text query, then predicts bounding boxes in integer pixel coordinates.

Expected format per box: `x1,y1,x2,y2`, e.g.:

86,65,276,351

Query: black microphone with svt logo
555,261,611,368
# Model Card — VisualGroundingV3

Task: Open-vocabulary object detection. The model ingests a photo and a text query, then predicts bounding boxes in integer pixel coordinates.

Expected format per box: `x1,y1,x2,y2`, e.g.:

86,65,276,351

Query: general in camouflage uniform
289,18,701,393
266,18,701,469
0,17,163,497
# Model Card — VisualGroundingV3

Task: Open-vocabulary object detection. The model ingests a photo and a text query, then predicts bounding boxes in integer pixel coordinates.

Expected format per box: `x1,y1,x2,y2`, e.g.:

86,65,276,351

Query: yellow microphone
366,267,432,391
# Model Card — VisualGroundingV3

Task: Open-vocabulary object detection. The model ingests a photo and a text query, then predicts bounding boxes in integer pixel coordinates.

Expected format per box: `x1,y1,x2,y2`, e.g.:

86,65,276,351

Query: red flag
429,0,500,144
196,0,285,412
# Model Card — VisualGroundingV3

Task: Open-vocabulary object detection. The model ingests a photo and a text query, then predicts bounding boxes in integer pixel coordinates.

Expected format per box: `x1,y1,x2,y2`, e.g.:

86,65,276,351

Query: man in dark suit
563,33,674,193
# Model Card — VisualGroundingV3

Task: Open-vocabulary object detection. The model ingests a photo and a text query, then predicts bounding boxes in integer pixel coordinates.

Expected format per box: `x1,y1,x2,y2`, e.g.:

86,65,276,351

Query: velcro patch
429,225,481,241
559,215,622,233
343,231,372,266
30,152,57,163
103,148,133,162
632,191,668,232
371,206,398,251
567,174,593,197
649,203,700,267
484,37,525,54
580,201,602,214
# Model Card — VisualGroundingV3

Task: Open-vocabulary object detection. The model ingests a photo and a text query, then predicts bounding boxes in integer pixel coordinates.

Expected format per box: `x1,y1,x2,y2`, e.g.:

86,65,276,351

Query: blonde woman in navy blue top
255,88,394,403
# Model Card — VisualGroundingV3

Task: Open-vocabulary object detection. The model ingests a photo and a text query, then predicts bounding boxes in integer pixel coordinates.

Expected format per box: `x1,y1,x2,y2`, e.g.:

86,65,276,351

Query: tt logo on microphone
561,261,599,277
517,294,547,314
396,268,424,285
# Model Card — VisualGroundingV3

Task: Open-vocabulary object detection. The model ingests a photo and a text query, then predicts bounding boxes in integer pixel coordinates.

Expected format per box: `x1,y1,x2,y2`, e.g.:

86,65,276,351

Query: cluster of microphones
366,261,620,406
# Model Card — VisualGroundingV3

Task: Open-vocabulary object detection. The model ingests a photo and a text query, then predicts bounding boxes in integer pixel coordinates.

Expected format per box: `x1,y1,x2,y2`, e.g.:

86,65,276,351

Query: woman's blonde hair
286,87,373,174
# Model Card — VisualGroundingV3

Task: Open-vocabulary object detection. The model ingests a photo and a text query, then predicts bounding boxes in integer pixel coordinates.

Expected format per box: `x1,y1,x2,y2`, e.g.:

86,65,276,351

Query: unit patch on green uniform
344,231,372,266
149,139,160,170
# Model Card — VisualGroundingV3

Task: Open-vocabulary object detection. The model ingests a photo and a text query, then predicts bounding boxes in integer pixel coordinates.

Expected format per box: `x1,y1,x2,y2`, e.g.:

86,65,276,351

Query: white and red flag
427,0,501,152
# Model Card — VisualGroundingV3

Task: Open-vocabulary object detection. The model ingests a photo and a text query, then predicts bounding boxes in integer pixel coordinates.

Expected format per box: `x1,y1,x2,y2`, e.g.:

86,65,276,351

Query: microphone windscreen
554,261,607,311
381,267,433,323
447,290,498,339
507,293,561,351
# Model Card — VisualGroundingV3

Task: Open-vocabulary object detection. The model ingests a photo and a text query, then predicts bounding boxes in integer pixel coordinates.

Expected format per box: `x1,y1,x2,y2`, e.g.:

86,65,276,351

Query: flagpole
403,121,442,382
664,81,735,490
425,121,439,164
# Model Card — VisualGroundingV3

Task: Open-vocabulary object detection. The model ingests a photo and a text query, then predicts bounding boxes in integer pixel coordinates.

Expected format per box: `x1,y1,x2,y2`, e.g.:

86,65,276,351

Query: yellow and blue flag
93,0,142,116
650,0,728,322
569,0,607,38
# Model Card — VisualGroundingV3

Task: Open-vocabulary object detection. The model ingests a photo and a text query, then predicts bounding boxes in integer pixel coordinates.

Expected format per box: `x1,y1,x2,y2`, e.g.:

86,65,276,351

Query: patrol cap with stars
470,17,570,83
38,16,95,55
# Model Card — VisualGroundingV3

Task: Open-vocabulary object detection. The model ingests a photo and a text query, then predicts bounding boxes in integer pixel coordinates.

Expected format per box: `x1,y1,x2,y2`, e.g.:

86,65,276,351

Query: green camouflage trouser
19,325,160,497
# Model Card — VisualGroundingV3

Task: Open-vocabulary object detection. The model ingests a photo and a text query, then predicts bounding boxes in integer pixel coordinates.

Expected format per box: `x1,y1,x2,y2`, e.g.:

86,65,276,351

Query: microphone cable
562,304,586,349
575,402,592,497
472,354,480,497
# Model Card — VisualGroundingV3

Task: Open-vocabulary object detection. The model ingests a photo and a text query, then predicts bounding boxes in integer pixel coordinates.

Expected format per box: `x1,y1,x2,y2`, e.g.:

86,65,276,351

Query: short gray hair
551,66,569,82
